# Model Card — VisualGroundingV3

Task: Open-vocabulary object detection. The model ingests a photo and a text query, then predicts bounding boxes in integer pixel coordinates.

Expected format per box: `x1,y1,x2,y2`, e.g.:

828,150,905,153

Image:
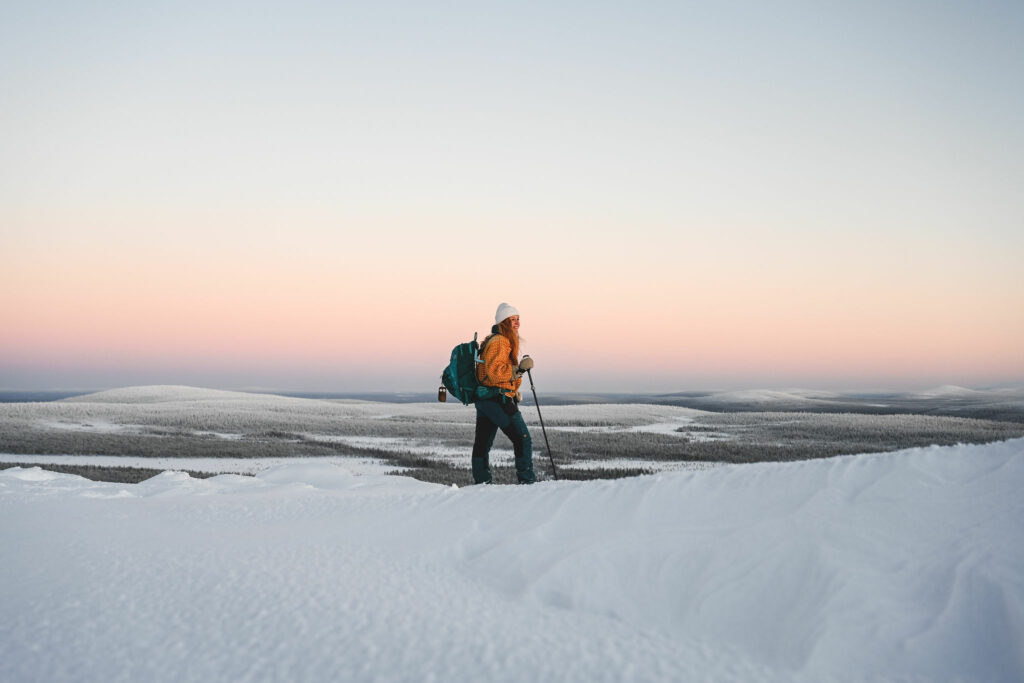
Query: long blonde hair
495,318,520,364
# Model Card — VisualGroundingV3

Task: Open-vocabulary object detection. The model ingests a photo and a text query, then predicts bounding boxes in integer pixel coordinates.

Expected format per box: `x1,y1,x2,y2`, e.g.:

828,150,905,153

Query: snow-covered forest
3,385,1023,484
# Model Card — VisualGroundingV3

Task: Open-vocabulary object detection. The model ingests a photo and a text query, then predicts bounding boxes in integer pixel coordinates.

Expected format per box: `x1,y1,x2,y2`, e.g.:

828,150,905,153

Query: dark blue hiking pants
472,398,535,484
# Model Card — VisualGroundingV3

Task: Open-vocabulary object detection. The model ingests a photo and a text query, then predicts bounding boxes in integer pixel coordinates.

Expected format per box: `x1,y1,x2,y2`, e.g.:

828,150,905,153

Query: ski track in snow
3,439,1024,682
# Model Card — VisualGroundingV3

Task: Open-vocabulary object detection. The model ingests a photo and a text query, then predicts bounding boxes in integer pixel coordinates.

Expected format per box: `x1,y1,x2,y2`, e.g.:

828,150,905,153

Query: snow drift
3,439,1023,682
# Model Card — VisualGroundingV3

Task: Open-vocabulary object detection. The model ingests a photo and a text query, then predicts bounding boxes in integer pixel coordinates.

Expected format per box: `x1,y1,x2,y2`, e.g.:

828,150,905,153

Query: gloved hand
518,356,534,371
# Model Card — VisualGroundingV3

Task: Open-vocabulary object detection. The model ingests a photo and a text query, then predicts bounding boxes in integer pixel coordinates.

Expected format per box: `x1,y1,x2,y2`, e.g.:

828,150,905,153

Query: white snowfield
3,439,1023,683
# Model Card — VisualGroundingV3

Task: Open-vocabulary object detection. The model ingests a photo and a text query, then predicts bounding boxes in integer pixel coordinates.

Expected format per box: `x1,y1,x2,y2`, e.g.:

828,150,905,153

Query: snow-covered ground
3,438,1023,682
0,453,398,476
0,450,721,476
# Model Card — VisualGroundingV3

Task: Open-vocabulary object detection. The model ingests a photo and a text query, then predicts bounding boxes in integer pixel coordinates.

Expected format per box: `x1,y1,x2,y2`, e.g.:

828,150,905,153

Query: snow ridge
2,439,1023,682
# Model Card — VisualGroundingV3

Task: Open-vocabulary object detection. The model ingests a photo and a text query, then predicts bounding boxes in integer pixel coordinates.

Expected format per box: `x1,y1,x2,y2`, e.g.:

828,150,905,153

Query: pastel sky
2,1,1022,393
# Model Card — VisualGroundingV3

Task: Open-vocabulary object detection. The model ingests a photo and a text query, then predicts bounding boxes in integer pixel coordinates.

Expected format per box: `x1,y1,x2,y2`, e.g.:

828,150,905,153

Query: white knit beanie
494,302,519,324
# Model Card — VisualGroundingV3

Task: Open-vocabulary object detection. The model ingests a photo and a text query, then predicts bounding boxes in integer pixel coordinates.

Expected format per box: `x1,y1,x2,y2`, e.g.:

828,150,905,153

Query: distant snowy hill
911,384,983,398
631,384,1024,421
703,388,841,403
42,384,1024,423
3,439,1023,682
60,385,301,404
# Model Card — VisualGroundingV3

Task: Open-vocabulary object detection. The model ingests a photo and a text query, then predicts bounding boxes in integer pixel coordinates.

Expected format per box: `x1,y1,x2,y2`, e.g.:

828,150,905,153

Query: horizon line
3,381,1024,398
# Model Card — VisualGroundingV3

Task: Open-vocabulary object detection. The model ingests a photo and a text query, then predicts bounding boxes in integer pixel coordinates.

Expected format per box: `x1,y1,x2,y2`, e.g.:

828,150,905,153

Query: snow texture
0,453,399,476
3,439,1024,682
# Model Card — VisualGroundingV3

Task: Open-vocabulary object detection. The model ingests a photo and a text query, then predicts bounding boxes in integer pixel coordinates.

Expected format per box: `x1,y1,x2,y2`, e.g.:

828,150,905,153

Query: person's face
508,315,520,332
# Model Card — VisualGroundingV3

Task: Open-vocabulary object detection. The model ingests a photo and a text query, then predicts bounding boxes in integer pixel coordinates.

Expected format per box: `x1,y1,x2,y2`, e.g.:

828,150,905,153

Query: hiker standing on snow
472,303,537,485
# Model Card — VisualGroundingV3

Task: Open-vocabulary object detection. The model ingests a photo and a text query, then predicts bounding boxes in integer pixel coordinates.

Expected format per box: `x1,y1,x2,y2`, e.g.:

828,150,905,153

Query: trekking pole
523,362,558,480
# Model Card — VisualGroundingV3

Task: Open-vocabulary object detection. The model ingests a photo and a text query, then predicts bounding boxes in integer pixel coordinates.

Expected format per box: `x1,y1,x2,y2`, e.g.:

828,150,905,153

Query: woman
472,302,537,484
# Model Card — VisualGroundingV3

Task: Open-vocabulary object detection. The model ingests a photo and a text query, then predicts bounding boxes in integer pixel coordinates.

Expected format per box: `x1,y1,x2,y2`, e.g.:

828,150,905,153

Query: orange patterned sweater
476,334,522,398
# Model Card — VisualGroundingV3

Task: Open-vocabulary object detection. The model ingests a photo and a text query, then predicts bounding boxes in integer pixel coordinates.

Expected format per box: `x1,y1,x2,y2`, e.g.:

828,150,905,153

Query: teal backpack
440,333,504,405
